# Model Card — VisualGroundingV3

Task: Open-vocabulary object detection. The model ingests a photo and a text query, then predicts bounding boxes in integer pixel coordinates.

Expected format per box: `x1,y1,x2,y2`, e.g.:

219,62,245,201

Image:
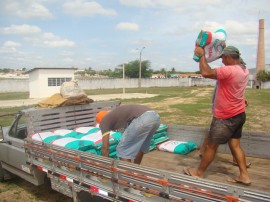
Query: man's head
221,46,240,57
96,110,109,124
221,46,246,66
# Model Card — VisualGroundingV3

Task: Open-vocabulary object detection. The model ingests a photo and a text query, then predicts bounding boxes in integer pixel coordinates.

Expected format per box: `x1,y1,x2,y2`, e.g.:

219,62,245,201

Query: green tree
100,69,111,77
112,67,123,78
0,68,11,73
171,67,176,73
257,70,270,82
76,71,85,77
119,60,152,78
85,67,96,75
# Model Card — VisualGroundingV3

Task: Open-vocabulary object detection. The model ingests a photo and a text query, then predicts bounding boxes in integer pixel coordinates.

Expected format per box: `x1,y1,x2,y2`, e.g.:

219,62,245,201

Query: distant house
151,74,165,78
26,67,77,98
179,73,202,78
169,74,179,78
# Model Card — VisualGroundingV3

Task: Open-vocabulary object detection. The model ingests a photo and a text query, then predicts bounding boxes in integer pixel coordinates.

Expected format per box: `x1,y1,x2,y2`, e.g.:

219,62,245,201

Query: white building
27,67,77,98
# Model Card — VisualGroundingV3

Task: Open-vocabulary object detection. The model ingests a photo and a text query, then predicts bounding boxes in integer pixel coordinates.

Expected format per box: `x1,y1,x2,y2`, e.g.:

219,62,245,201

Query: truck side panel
23,101,270,202
25,101,120,135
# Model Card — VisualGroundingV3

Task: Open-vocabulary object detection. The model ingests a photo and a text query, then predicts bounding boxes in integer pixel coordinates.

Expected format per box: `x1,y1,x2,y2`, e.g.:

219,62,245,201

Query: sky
0,0,269,72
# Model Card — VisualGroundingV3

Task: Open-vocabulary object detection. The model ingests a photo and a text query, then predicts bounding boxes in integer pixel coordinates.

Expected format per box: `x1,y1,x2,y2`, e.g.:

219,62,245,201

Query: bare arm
194,47,217,79
102,131,110,157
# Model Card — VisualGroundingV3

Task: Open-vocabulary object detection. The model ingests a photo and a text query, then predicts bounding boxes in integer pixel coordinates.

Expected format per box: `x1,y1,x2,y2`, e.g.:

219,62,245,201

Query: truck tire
0,163,14,182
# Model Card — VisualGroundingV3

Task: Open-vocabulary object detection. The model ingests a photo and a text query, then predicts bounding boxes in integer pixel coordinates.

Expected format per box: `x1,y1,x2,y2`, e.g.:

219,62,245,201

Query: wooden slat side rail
24,101,120,135
167,124,270,159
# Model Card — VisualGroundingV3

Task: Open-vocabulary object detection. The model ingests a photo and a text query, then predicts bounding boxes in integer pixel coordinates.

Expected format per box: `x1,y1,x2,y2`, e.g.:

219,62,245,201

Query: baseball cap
96,110,109,123
221,46,240,56
221,46,246,66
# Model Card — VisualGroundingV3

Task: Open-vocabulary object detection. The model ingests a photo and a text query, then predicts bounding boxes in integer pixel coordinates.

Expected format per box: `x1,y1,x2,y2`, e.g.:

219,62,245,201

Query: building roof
25,67,77,74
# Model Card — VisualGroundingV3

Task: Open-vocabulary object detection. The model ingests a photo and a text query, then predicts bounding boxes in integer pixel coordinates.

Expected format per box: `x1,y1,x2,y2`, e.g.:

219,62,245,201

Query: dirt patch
0,177,72,202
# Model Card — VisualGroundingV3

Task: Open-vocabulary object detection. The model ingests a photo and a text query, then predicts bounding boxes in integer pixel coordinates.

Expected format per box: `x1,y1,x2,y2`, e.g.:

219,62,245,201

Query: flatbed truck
0,100,269,202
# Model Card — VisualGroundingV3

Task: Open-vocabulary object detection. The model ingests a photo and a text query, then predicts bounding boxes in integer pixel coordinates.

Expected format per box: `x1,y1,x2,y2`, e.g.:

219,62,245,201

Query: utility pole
122,63,125,94
138,46,145,88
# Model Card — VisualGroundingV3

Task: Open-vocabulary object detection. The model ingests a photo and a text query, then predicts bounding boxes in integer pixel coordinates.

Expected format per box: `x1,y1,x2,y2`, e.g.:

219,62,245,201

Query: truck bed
142,149,270,193
20,103,270,201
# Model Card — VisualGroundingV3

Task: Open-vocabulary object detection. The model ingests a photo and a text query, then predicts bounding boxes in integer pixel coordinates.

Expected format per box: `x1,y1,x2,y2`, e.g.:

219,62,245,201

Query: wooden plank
142,150,270,193
167,124,270,159
24,101,120,135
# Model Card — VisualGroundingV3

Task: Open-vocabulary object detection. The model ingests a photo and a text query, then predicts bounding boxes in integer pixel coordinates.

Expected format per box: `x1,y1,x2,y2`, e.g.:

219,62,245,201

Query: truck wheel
0,163,14,182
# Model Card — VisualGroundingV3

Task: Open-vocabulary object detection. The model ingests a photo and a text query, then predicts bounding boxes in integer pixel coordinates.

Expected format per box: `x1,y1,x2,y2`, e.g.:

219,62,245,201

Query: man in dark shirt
96,104,160,164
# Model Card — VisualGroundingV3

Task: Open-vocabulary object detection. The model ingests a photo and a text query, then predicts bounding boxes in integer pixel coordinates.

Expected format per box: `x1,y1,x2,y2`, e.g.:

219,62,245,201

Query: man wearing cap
96,104,160,164
183,46,251,186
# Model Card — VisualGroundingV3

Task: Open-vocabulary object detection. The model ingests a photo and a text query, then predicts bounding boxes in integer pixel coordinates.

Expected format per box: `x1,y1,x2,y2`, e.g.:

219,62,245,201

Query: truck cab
0,111,45,185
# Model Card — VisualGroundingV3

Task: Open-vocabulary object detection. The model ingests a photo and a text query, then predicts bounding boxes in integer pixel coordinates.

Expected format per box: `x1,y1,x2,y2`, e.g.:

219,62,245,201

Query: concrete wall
261,81,270,89
1,77,268,94
0,79,29,92
78,78,195,89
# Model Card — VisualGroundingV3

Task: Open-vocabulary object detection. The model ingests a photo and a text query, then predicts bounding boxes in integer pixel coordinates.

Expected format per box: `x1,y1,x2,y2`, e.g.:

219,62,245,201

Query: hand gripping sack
193,29,226,63
60,80,86,99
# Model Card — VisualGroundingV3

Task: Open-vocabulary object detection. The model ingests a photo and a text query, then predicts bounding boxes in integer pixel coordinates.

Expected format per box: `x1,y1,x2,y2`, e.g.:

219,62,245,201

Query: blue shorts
116,111,160,160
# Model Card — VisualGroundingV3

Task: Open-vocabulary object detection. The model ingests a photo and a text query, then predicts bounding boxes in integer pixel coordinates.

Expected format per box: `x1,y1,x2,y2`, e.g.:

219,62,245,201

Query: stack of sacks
30,129,82,143
73,127,100,135
151,124,169,148
30,131,66,143
46,129,96,151
74,127,122,158
93,131,122,159
30,124,170,157
51,137,96,151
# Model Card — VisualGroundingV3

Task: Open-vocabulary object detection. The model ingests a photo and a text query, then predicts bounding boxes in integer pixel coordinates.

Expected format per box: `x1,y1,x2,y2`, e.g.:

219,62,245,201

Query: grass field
0,86,269,132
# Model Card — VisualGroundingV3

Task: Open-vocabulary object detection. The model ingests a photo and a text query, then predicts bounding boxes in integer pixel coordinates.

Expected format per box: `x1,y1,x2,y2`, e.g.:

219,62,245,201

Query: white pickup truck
0,100,269,202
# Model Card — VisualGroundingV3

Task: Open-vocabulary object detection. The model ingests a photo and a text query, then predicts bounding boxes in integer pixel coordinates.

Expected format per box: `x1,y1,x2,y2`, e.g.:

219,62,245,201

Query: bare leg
134,151,144,164
228,138,251,184
197,142,219,176
199,133,208,157
231,151,251,168
186,142,219,178
202,137,249,167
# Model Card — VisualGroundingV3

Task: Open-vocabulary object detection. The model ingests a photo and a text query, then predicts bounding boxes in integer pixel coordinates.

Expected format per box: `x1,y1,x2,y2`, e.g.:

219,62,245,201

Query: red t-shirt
214,65,249,119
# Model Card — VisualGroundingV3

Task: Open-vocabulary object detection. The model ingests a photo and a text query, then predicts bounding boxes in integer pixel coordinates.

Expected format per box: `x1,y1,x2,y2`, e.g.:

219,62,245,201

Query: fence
1,77,266,93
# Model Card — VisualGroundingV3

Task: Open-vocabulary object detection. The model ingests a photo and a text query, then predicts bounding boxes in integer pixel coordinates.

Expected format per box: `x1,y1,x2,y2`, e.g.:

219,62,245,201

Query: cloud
63,0,117,16
224,20,257,35
28,32,76,48
116,22,139,31
0,41,21,53
42,38,75,48
3,41,21,48
3,0,53,19
0,24,41,35
119,0,220,8
119,0,156,8
0,24,76,48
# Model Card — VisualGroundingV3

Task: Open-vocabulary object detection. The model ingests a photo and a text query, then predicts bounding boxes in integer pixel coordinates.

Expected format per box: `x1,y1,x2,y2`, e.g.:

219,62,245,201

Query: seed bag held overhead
193,29,227,63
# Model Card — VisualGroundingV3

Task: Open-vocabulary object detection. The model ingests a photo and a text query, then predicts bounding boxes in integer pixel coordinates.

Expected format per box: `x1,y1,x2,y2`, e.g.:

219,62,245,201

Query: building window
48,77,72,86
